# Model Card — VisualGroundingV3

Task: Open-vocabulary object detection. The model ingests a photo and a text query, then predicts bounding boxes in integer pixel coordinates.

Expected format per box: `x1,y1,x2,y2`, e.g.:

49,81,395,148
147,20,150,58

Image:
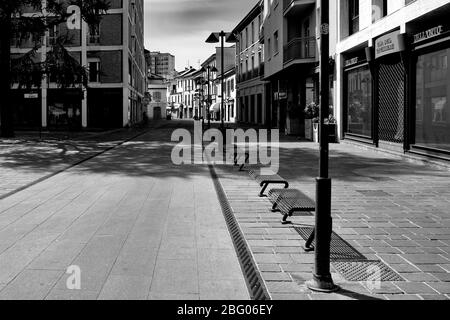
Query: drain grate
294,227,367,261
333,261,404,282
356,190,392,197
208,164,270,300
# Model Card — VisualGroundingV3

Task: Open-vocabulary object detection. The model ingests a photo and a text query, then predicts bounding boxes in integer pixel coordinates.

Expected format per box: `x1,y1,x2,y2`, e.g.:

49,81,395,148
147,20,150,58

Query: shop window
415,48,450,151
346,66,372,138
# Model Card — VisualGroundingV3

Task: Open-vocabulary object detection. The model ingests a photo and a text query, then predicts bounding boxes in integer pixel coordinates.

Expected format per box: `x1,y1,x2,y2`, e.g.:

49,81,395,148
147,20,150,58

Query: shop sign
375,31,405,59
413,25,444,44
24,93,38,99
274,92,287,100
344,57,359,67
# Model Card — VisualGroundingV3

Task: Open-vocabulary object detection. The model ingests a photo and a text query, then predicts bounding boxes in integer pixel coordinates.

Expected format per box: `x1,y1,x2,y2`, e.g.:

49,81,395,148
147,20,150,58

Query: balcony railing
283,36,316,63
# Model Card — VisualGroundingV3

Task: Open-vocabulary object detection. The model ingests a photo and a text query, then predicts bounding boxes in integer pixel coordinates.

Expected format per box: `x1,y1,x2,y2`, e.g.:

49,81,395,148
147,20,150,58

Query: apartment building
335,0,450,160
262,0,338,135
233,0,267,126
149,51,176,80
11,0,146,130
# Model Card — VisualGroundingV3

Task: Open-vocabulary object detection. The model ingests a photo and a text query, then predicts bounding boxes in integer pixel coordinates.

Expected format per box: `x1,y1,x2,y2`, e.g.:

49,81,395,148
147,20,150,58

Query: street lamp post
306,0,338,293
206,31,237,132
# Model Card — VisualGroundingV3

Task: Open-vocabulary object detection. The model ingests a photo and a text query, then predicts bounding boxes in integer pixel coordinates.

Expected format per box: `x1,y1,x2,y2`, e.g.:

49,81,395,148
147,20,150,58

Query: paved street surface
0,121,249,300
1,120,450,300
0,128,147,199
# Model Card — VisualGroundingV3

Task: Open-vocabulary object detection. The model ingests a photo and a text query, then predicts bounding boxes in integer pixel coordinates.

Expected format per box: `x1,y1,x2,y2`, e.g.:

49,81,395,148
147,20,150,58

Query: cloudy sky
144,0,256,71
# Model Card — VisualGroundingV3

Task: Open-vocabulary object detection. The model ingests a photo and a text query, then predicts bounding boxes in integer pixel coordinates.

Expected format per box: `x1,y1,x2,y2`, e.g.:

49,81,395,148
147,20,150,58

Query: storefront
342,30,407,151
343,48,373,142
407,5,450,160
12,90,41,129
48,88,83,130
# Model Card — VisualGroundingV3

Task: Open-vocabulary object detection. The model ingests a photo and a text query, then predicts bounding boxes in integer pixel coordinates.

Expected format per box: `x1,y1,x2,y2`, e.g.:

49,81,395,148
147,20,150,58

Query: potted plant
304,102,319,141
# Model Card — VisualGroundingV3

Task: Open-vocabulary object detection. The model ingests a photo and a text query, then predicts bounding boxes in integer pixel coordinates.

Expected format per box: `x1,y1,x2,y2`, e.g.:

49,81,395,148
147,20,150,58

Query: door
377,60,405,144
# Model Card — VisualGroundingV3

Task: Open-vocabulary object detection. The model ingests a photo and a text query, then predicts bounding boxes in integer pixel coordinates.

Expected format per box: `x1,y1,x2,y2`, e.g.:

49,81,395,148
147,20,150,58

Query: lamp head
226,33,238,43
205,33,220,43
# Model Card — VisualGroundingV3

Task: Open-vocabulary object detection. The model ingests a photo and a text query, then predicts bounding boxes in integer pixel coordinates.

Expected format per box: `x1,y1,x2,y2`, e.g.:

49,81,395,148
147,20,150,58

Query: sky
144,0,256,71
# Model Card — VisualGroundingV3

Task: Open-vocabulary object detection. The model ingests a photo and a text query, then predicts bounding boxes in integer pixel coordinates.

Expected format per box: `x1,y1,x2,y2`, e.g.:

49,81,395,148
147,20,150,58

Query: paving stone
395,282,438,294
426,282,450,294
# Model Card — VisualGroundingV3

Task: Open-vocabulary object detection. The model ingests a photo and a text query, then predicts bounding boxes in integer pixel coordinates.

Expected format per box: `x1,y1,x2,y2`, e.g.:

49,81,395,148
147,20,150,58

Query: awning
210,102,221,113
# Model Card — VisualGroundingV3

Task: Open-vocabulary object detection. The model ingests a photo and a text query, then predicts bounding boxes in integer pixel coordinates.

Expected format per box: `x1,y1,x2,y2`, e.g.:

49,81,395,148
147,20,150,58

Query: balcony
283,0,315,17
283,37,316,64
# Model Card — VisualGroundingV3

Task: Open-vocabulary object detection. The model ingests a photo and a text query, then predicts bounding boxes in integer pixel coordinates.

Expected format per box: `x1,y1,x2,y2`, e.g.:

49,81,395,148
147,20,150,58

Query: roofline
232,0,263,34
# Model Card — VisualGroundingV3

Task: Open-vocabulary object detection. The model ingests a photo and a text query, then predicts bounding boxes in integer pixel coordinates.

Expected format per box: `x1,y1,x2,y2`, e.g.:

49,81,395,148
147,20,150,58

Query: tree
0,0,110,137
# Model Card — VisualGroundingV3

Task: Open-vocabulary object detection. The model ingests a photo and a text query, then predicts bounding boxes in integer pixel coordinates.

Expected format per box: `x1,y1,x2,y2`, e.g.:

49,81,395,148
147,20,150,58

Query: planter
313,123,319,143
328,123,338,143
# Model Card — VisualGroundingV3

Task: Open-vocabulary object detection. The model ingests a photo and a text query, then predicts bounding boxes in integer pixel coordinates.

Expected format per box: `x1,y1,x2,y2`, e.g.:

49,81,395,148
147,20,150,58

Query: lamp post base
306,274,339,293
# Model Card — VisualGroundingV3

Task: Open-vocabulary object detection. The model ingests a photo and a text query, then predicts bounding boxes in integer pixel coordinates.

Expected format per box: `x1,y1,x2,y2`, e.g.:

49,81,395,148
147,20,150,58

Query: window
415,48,450,151
273,31,279,54
251,22,255,44
153,92,162,101
349,0,359,35
372,0,388,22
88,59,100,83
245,27,248,48
88,23,100,44
268,38,271,58
346,66,372,137
49,25,58,46
251,56,255,78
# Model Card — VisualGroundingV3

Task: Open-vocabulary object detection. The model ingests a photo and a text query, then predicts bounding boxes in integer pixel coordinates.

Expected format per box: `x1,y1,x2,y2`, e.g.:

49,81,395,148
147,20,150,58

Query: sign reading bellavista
375,30,405,59
413,25,444,44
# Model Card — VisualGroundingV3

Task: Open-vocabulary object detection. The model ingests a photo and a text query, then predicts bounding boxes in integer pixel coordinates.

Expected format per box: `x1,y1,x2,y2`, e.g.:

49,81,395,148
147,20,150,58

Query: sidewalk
0,121,249,300
213,134,450,300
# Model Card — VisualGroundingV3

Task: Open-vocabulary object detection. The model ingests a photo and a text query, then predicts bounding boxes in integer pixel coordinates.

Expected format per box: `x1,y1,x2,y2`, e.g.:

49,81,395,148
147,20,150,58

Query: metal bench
267,188,316,224
248,170,289,197
223,145,249,171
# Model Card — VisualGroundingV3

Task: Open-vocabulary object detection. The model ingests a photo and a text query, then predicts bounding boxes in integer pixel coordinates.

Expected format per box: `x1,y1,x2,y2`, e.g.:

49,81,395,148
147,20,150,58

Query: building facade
147,74,168,120
11,0,146,130
233,0,267,127
261,0,338,135
335,0,450,160
149,51,176,80
168,67,197,119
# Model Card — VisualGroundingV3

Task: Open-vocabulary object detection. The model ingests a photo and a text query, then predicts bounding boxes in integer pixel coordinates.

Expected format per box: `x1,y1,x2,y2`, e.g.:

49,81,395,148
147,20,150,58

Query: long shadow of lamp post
205,31,237,133
305,0,339,293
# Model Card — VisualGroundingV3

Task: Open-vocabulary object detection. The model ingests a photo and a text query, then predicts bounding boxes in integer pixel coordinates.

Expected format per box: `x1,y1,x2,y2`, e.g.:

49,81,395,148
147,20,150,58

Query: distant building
168,67,197,119
11,0,146,129
147,74,169,120
149,51,176,80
